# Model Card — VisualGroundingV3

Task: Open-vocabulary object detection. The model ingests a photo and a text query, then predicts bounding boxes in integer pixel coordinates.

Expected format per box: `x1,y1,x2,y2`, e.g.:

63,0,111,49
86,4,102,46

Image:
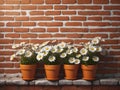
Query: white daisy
16,49,25,55
82,56,89,61
74,59,80,64
36,53,44,61
92,38,99,45
60,53,67,58
57,48,63,53
67,49,73,55
89,46,97,52
73,47,78,53
51,46,58,53
80,48,88,55
69,57,76,64
48,56,56,62
59,42,66,48
43,46,52,52
10,54,16,60
12,44,20,49
25,51,32,57
43,51,48,56
20,42,26,46
97,47,102,52
92,56,99,62
76,54,81,58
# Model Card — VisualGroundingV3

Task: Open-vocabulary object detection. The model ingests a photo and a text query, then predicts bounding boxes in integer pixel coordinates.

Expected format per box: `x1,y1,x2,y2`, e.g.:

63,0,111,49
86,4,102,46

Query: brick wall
0,0,120,78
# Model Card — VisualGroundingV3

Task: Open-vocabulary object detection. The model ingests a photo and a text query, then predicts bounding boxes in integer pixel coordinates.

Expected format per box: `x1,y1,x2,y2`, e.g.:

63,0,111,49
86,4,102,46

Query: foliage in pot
80,37,105,80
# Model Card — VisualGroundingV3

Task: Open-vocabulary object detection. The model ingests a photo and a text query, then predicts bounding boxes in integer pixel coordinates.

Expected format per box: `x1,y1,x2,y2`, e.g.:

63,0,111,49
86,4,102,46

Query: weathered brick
7,22,21,26
62,0,76,4
78,0,92,4
111,0,120,4
38,22,63,26
45,0,61,4
54,5,67,10
93,0,109,4
31,0,44,4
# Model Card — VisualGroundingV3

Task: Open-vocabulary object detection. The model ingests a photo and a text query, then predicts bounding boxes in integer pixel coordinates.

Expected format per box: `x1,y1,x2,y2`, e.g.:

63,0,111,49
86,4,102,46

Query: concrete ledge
0,77,120,86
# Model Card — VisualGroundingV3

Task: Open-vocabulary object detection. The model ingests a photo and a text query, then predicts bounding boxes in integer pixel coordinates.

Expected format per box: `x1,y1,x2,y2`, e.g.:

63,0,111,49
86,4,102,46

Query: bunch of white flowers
80,37,105,65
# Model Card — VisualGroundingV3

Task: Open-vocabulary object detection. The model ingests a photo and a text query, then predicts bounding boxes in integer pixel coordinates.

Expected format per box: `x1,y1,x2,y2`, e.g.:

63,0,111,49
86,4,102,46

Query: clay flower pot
44,65,60,80
64,64,79,80
20,64,37,80
81,65,97,80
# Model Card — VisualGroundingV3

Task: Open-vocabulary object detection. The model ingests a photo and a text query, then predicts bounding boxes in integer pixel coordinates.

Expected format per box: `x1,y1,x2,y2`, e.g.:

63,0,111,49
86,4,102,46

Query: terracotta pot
20,64,37,80
44,65,60,80
81,65,97,80
64,64,79,80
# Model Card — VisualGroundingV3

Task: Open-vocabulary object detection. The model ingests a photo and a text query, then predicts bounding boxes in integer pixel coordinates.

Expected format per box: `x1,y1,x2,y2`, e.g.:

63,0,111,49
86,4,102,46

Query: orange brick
62,0,76,4
23,22,36,26
21,0,30,4
7,22,21,26
104,6,120,10
78,11,110,15
0,34,4,38
38,22,63,26
5,0,20,4
69,6,102,10
5,33,20,38
54,16,69,21
38,6,53,10
5,12,20,15
83,22,110,26
54,5,67,10
45,11,61,15
21,6,36,10
60,28,88,32
39,34,52,38
47,28,59,32
0,17,14,21
0,0,4,4
21,34,37,38
71,16,86,21
0,11,4,15
45,0,61,4
15,17,29,21
0,22,4,26
21,11,26,15
30,17,53,21
111,0,120,4
65,22,82,26
30,39,49,44
30,11,44,15
30,28,45,32
78,0,92,4
62,11,76,15
31,0,44,4
93,0,109,4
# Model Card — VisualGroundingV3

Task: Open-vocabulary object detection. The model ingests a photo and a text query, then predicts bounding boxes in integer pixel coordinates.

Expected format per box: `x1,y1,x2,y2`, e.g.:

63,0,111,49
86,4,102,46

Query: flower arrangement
80,37,105,65
10,42,49,65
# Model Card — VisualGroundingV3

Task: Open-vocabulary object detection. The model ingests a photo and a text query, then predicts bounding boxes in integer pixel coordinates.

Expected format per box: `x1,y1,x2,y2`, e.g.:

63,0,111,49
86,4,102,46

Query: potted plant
36,41,65,80
10,42,39,80
80,37,105,80
59,42,81,80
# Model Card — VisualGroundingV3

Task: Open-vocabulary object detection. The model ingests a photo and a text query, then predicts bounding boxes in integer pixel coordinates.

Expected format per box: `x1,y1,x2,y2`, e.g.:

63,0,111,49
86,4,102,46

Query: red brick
0,57,4,61
30,39,49,44
14,40,29,44
31,0,44,4
104,6,120,10
5,12,20,15
83,34,108,38
5,0,20,4
7,22,21,26
90,28,120,32
71,16,86,21
0,34,3,38
88,17,102,21
4,69,20,74
60,28,88,32
62,0,76,4
0,11,4,15
58,39,73,43
0,28,13,32
65,22,82,26
38,22,63,26
21,11,26,15
21,6,37,10
62,11,76,15
5,33,20,38
110,34,120,38
14,28,29,32
113,11,120,15
0,46,3,49
78,0,92,4
30,17,52,21
30,11,44,15
111,0,120,4
54,5,67,10
21,0,30,4
21,34,37,38
0,17,14,21
0,51,13,55
39,34,52,38
0,0,4,4
0,22,4,26
102,40,118,44
15,17,29,21
93,0,109,4
38,6,53,10
14,63,20,68
111,22,120,26
23,22,36,26
0,63,14,68
69,6,102,10
52,34,65,37
104,17,120,21
45,0,61,4
30,28,45,32
111,46,120,49
93,86,120,90
45,11,61,15
84,22,110,26
110,51,120,55
54,16,69,21
78,11,110,15
47,28,59,32
66,34,82,38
